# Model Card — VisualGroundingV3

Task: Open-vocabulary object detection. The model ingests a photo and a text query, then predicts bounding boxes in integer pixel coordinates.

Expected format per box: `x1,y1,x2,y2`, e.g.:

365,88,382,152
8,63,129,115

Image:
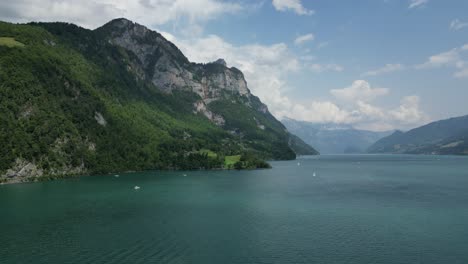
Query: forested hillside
0,19,317,183
368,115,468,155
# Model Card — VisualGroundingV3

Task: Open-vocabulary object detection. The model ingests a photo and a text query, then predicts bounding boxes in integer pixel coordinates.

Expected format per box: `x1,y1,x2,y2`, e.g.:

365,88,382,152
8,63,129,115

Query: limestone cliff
99,18,250,101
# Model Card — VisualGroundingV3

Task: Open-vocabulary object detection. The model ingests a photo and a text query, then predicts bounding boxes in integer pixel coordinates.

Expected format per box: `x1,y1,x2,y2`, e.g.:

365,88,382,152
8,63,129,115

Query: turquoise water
1,155,468,264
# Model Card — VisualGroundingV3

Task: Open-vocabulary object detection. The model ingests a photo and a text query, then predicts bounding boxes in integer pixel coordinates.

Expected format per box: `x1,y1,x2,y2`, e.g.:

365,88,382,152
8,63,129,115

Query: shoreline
0,165,275,186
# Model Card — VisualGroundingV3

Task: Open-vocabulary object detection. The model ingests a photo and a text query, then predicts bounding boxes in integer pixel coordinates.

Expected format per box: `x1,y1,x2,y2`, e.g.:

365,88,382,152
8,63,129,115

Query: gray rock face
94,112,107,126
102,19,250,102
193,100,225,126
1,158,43,183
1,138,89,184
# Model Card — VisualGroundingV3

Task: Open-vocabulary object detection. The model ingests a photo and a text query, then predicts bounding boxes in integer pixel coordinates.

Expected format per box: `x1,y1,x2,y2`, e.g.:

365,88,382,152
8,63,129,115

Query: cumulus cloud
389,96,426,125
272,0,314,15
330,80,389,103
450,19,468,31
408,0,428,9
416,43,468,78
363,64,405,76
0,0,243,29
284,101,359,124
356,101,386,120
289,80,428,131
282,88,427,131
294,33,314,45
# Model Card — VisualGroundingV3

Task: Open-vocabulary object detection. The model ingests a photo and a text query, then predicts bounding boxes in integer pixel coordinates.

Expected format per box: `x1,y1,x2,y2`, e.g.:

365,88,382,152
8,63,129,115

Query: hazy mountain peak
282,118,392,154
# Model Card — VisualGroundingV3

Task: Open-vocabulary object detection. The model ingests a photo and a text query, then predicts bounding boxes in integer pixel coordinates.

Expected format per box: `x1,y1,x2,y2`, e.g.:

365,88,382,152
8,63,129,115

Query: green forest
0,20,316,183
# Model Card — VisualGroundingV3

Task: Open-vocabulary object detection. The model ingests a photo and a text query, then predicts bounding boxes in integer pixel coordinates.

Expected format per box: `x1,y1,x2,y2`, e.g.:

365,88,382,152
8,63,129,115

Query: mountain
0,18,317,183
282,118,392,154
288,134,320,155
368,115,468,155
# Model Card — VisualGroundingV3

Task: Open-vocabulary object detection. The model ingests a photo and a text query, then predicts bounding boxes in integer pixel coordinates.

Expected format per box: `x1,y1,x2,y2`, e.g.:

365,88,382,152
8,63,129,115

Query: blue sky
1,0,467,131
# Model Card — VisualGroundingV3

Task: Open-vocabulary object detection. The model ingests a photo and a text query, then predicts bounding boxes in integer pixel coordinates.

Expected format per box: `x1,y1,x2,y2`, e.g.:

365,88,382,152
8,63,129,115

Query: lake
1,155,468,264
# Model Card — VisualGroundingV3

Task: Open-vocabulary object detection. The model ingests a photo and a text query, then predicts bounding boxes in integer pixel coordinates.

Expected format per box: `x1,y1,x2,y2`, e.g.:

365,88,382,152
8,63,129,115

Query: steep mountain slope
282,118,391,154
368,115,468,155
0,19,316,183
287,134,320,156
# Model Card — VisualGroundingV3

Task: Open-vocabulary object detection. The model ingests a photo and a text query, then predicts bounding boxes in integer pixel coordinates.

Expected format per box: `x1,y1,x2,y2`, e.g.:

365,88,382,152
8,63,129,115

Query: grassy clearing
224,155,241,167
198,149,218,158
0,37,25,48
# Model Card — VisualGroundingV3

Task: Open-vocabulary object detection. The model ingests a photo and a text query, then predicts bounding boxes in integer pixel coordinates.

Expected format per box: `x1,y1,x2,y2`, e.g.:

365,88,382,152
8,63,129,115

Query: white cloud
450,19,468,31
389,96,426,125
283,89,428,131
356,101,386,120
330,80,389,103
416,43,468,78
417,49,460,69
0,0,243,30
289,81,427,131
353,95,428,131
408,0,428,9
294,33,314,45
363,64,405,76
285,101,359,124
310,63,344,73
272,0,314,15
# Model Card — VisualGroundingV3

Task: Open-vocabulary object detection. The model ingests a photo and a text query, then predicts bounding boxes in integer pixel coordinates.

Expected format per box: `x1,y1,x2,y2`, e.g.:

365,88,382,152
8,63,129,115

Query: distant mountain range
368,115,468,155
282,118,392,154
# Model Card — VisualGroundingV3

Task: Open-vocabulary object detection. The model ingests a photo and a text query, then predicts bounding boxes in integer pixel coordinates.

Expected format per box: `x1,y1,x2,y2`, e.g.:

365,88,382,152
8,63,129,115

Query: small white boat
114,175,119,178
297,162,301,166
134,186,140,190
183,174,187,177
313,172,316,177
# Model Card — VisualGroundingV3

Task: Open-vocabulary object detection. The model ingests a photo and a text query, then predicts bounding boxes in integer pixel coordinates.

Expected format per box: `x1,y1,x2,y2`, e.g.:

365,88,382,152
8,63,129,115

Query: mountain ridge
0,19,317,183
367,115,468,155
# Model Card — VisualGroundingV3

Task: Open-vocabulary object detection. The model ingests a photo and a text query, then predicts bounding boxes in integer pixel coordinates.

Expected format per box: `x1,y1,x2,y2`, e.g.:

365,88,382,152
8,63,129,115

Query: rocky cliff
99,18,253,118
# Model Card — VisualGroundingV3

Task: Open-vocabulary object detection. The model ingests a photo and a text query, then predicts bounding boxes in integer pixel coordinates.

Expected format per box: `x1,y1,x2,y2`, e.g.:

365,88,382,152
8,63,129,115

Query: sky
1,0,467,131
